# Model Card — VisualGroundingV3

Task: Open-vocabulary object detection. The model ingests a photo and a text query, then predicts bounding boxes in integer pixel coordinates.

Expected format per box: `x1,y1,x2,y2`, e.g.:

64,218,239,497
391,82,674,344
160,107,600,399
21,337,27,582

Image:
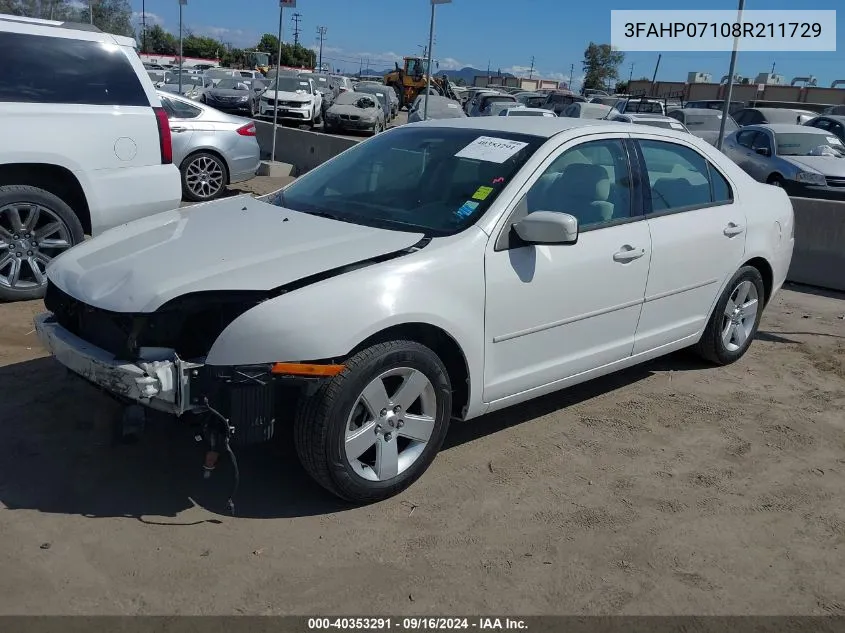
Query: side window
667,110,683,122
748,111,764,124
639,140,712,212
834,123,845,141
734,111,751,126
165,97,202,119
708,163,733,203
0,32,148,106
522,139,632,229
810,118,831,131
751,132,772,152
736,130,757,148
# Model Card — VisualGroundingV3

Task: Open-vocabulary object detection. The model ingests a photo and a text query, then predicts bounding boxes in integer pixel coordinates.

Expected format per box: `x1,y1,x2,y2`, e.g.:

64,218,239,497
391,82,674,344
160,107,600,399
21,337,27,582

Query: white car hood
262,89,313,103
46,197,424,313
785,155,845,177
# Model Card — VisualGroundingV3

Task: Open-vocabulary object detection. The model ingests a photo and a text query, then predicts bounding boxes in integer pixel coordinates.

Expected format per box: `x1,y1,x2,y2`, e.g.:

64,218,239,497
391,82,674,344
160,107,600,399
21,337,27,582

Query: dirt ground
0,180,843,615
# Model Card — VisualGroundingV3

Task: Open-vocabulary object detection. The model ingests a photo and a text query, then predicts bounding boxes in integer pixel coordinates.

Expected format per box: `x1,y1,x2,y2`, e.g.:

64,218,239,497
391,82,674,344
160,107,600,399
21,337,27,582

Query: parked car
332,75,354,94
203,68,243,86
804,115,845,144
159,73,211,99
498,107,556,117
667,108,738,146
200,78,262,117
470,92,518,117
34,117,794,505
324,91,386,134
407,95,466,122
821,105,845,116
541,90,587,116
259,76,323,127
722,123,845,200
732,107,816,127
301,72,340,110
157,91,260,202
589,96,624,109
562,102,613,119
353,83,392,122
0,14,181,301
608,113,691,133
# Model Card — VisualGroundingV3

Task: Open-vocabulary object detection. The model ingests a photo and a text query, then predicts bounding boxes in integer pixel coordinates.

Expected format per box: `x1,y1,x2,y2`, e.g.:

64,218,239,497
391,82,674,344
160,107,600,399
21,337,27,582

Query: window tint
0,32,148,106
736,130,757,148
161,96,201,119
523,139,632,229
750,132,772,152
809,118,831,131
708,164,733,203
639,140,712,212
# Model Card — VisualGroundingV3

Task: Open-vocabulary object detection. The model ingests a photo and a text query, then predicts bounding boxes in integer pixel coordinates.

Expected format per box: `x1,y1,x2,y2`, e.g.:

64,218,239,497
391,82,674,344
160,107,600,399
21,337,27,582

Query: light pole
717,0,745,150
317,26,327,72
271,0,296,164
178,0,187,95
142,0,146,53
424,0,451,121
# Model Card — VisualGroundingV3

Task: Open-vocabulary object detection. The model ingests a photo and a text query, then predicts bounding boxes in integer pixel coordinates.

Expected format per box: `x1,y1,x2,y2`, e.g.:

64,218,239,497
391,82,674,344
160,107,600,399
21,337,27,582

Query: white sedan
34,118,795,505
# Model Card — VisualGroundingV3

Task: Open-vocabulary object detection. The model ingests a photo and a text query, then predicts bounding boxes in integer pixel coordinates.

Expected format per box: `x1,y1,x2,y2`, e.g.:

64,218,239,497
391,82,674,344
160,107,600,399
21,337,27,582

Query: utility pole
316,26,327,71
649,54,662,97
141,0,146,53
771,61,776,75
569,63,574,90
528,56,534,79
178,0,186,94
359,57,363,76
718,0,745,150
291,12,302,46
629,62,634,83
271,0,295,165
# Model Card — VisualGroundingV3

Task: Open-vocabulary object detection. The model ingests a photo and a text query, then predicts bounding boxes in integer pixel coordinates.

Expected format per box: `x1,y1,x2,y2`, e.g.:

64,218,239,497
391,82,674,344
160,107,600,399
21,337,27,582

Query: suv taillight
236,122,256,137
153,107,173,164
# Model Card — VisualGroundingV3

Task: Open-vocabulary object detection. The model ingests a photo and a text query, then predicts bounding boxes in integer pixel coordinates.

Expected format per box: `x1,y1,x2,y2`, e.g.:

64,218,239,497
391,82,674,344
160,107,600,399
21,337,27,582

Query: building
687,72,712,84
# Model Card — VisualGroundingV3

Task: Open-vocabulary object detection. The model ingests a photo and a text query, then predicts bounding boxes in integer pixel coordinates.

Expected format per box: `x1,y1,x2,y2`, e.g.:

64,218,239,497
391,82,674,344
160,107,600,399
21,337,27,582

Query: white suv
0,14,182,301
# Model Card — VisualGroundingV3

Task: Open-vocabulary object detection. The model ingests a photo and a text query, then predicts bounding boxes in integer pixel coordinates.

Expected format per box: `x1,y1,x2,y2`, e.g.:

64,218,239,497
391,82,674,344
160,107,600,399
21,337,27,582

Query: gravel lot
0,181,843,615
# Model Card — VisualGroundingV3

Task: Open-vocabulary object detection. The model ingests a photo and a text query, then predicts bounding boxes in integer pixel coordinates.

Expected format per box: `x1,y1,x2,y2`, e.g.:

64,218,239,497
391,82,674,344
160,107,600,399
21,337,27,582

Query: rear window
0,31,148,106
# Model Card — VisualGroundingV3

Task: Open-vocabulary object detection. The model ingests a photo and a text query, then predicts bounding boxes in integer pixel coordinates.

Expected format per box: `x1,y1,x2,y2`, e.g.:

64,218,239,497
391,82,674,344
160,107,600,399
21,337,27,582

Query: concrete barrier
787,197,845,292
254,120,359,176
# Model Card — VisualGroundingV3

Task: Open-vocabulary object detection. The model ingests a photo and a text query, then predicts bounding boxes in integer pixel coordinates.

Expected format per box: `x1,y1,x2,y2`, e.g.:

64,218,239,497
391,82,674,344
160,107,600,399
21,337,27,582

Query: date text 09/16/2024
307,617,528,630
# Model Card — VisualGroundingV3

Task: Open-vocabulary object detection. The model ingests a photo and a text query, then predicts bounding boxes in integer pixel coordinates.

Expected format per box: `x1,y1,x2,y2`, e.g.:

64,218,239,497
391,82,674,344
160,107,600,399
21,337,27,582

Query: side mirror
755,147,771,156
513,211,578,245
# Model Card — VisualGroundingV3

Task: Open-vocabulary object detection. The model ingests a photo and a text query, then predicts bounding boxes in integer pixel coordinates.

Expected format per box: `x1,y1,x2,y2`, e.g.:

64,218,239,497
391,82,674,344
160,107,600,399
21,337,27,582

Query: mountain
355,66,515,85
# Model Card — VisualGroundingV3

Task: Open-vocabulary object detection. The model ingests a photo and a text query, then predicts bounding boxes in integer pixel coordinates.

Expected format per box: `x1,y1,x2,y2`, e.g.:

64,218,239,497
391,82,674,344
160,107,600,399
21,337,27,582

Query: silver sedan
157,91,261,202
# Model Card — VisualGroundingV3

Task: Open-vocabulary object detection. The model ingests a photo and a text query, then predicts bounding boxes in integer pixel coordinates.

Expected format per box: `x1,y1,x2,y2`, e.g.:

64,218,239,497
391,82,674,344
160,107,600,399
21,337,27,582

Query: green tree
182,33,223,59
91,0,133,36
0,0,40,16
615,80,628,94
581,42,624,92
143,23,178,55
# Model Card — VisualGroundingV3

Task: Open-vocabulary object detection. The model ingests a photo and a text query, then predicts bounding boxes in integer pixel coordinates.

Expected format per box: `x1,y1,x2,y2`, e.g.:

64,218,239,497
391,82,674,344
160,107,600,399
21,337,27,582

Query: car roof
408,116,628,137
675,108,724,115
0,13,136,47
749,124,828,134
750,107,816,115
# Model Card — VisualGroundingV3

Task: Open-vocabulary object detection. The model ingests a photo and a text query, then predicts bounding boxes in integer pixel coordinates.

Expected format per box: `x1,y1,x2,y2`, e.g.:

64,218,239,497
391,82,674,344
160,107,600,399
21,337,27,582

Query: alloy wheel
344,367,437,482
720,280,759,352
0,202,71,291
185,155,225,200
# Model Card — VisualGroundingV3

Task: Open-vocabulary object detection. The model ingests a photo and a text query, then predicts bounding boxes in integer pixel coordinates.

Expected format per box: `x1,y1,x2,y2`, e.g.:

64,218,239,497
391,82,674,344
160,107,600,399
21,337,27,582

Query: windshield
683,113,737,131
269,77,311,93
206,69,233,79
165,75,204,87
626,101,663,113
271,127,544,236
215,78,249,90
775,132,845,156
508,109,551,117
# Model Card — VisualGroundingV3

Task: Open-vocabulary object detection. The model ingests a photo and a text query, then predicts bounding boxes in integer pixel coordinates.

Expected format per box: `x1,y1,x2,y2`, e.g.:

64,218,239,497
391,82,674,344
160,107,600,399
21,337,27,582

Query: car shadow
0,351,708,521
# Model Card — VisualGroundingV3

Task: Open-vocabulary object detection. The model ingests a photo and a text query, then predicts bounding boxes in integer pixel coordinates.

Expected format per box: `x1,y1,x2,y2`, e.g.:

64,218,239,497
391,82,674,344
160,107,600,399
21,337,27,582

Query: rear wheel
0,185,83,301
181,152,228,202
694,266,765,365
294,340,452,503
767,174,784,187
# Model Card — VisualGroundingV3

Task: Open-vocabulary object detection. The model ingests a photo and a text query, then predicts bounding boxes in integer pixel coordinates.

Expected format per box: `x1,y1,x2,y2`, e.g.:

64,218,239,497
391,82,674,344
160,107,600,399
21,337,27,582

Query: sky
130,0,845,89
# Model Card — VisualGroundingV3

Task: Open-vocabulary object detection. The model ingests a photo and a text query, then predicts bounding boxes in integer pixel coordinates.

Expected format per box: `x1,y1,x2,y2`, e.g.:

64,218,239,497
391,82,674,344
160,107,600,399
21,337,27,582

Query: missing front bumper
34,312,202,415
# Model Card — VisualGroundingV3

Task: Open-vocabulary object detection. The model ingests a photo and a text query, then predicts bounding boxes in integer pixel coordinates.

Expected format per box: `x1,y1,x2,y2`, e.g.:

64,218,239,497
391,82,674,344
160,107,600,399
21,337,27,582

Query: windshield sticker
447,103,459,108
670,122,685,129
455,136,530,163
472,186,494,201
827,136,843,145
456,200,479,218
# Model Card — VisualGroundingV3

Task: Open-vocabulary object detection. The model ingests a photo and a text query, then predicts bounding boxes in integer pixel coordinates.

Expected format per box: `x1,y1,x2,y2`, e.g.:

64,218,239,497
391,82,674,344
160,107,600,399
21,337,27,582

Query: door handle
613,246,646,263
171,126,188,133
723,222,745,237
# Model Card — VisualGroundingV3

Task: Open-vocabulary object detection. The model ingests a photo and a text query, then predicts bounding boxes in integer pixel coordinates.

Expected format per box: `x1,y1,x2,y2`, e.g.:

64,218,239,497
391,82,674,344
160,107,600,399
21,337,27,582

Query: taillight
236,122,256,137
153,106,172,164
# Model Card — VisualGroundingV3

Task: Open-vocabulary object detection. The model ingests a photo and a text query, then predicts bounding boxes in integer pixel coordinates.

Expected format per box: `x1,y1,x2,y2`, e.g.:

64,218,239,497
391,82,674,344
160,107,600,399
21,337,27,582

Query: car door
631,135,746,353
747,129,775,181
159,95,199,165
725,129,758,173
484,134,652,402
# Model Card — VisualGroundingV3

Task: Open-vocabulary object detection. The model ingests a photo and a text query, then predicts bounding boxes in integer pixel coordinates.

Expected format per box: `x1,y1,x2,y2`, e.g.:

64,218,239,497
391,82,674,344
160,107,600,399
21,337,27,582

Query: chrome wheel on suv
0,185,83,302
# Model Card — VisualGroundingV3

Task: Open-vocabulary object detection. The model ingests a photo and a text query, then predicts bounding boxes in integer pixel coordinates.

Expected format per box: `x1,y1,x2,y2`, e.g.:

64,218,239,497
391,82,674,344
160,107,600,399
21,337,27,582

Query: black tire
694,266,766,366
180,151,228,202
294,340,452,503
0,184,84,302
391,83,405,110
767,174,784,187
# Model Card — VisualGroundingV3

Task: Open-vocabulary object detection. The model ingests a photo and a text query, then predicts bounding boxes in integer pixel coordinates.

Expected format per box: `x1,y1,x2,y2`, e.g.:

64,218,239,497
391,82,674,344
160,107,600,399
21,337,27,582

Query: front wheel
294,340,452,503
694,266,765,365
0,185,83,301
181,152,228,202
